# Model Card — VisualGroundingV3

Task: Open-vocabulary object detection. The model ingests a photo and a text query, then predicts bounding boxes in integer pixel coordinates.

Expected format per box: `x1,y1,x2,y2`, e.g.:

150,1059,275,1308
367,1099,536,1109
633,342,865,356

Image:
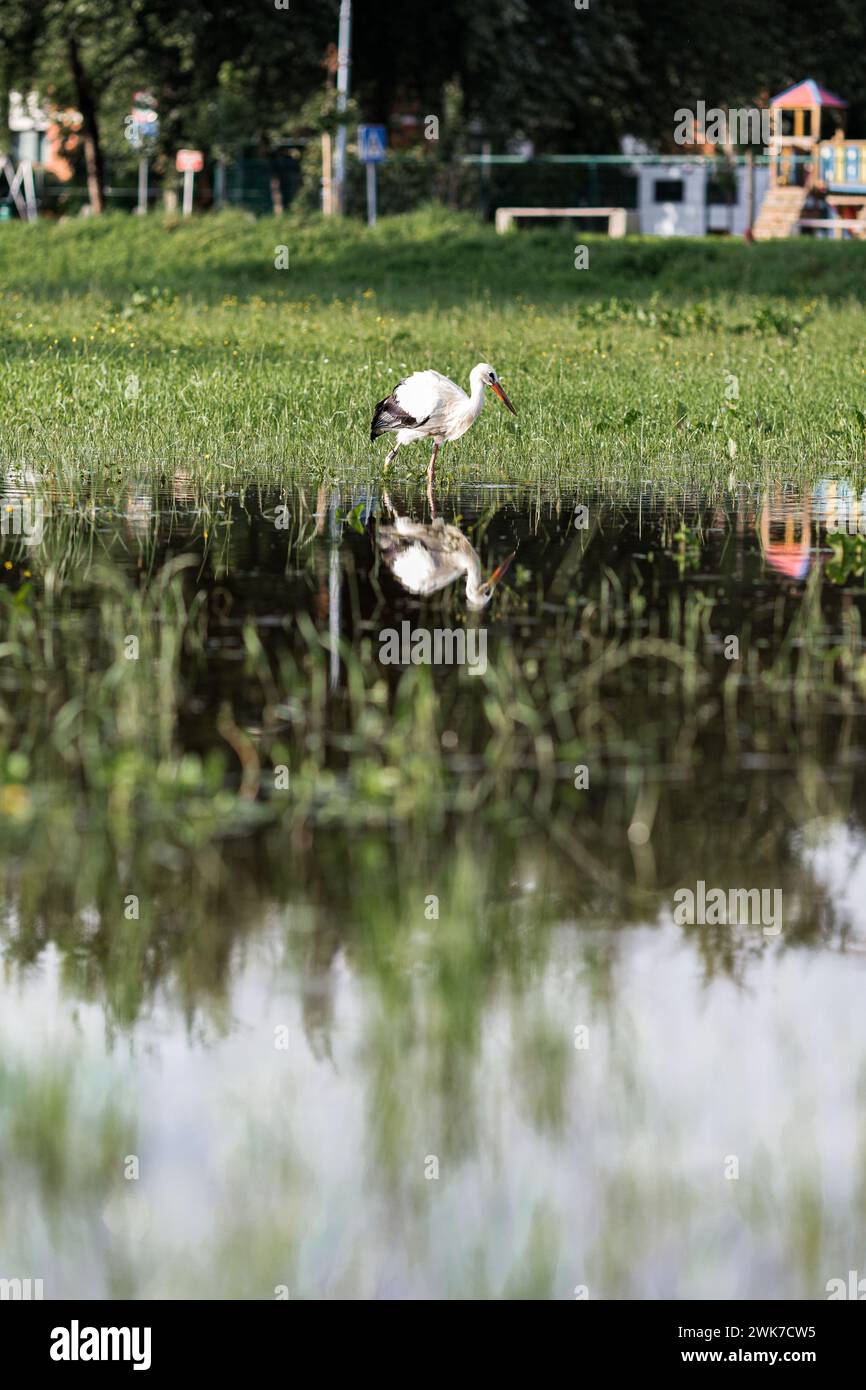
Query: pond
1,472,865,1298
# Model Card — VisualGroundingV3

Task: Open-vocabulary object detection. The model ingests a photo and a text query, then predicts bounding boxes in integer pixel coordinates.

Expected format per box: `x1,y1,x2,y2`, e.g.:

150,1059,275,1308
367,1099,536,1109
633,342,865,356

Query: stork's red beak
486,551,516,587
490,381,517,415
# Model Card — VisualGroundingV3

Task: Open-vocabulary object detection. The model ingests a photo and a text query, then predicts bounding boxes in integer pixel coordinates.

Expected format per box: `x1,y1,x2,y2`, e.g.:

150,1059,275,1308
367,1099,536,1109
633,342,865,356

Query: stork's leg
427,441,440,487
383,443,399,472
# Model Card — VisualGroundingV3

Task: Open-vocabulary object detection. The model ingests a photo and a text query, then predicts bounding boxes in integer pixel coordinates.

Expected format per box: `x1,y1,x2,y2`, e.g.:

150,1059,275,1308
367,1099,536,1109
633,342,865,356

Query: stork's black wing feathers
370,381,430,441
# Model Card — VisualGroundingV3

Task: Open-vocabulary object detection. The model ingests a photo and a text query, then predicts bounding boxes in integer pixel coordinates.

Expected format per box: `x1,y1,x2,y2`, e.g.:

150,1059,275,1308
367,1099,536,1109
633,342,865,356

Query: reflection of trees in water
2,750,864,1301
1,750,861,1040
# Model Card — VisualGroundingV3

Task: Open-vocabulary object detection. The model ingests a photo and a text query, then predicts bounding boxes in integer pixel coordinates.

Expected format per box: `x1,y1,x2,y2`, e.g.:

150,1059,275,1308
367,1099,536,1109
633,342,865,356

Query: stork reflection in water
378,491,514,610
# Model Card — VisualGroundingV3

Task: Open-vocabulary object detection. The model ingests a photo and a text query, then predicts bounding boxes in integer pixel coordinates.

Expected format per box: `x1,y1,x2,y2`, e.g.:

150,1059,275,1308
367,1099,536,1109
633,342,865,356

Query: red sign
176,149,204,173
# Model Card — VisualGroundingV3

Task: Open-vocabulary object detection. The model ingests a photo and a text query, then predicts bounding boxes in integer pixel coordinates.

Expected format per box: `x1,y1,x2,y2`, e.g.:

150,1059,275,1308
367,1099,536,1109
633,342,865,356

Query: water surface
2,474,866,1298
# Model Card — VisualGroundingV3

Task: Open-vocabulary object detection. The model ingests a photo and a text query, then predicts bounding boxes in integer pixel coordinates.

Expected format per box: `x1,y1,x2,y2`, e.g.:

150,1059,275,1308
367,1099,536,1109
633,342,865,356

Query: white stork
370,362,517,483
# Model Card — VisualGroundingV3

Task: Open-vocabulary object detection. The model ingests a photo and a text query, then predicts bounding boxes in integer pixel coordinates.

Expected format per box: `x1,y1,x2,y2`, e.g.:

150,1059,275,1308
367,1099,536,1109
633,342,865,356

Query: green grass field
1,207,865,479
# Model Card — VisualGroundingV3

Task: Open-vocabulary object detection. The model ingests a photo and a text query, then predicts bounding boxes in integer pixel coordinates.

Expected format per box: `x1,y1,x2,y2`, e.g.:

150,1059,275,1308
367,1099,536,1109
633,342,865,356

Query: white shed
636,160,769,236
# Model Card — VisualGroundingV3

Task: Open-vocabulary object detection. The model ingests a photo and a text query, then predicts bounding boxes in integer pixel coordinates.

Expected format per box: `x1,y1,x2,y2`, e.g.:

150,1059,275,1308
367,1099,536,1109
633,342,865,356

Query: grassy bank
1,207,865,476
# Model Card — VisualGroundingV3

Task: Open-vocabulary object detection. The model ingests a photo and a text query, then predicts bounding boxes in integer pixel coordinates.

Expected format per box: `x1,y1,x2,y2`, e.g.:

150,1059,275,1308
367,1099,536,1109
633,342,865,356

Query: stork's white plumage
371,362,516,483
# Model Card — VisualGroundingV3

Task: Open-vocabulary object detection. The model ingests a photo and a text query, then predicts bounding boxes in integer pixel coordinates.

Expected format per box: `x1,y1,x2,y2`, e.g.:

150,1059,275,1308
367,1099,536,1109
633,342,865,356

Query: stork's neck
467,368,487,420
464,547,482,583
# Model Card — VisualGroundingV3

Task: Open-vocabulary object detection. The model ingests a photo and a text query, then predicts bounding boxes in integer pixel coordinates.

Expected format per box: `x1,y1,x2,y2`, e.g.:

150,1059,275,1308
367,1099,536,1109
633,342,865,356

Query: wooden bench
495,206,627,237
797,217,866,239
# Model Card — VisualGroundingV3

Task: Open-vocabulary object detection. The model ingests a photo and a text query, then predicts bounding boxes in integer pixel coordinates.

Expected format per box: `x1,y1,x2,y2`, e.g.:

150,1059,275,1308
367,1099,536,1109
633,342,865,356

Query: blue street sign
358,125,387,164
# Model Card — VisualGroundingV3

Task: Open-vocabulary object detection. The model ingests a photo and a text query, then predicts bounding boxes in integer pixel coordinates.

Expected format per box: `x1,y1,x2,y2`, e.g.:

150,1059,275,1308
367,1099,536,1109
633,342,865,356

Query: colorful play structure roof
770,78,848,109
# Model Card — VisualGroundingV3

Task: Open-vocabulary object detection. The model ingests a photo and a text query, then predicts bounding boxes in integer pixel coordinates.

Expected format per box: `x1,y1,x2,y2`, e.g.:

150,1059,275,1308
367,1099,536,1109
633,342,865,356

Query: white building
635,160,769,236
7,91,51,164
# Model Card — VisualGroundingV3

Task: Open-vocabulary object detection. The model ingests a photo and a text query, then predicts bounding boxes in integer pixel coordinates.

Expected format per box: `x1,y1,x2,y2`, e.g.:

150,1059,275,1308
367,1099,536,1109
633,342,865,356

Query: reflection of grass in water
151,1120,306,1300
513,1015,571,1137
3,836,866,1296
0,1055,136,1288
500,1206,560,1300
3,491,866,1015
2,1062,82,1202
2,492,866,859
1,510,864,1048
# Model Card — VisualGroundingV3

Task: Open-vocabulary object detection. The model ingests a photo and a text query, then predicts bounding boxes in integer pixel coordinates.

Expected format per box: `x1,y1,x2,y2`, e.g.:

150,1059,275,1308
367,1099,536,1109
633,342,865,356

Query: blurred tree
3,0,866,212
0,0,336,212
0,0,148,212
350,0,866,153
350,0,642,152
597,0,866,151
141,3,334,156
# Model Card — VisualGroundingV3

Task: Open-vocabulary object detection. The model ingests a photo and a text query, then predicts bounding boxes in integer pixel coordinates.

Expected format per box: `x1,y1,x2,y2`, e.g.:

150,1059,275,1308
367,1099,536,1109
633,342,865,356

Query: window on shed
654,179,684,202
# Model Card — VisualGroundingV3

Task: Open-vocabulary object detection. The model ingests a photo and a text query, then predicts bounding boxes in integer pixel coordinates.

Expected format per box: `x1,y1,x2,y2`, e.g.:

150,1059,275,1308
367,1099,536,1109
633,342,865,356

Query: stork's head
474,363,517,415
465,551,516,609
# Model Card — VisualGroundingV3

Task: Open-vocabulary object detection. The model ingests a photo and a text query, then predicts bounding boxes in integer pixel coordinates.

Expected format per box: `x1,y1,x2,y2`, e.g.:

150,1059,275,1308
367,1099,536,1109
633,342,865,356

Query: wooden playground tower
755,77,866,238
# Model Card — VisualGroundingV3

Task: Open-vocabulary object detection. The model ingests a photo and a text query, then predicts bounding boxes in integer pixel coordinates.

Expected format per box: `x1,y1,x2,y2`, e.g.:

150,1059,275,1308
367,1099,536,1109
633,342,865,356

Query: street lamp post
333,0,352,215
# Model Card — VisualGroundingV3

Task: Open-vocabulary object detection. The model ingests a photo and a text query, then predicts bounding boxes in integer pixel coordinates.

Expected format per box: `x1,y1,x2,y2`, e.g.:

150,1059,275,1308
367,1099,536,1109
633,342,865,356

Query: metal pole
329,489,341,692
23,160,37,221
321,132,333,214
137,157,148,214
480,140,491,219
366,162,377,226
334,0,352,215
182,168,194,215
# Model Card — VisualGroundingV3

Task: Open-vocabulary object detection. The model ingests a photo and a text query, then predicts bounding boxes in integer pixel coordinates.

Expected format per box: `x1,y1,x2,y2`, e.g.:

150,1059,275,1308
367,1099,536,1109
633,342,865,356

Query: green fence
21,151,770,220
